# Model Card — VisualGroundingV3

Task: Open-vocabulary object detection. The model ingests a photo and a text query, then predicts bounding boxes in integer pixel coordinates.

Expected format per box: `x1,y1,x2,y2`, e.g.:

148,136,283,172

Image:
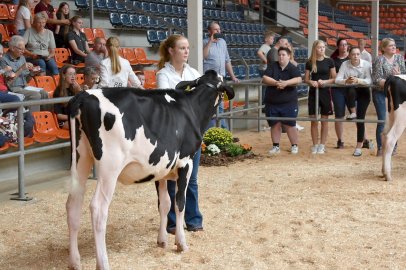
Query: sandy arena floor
1,116,406,269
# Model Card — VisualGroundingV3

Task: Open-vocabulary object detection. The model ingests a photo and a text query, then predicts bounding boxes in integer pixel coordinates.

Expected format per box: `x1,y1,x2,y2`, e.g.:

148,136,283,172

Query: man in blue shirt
203,21,239,129
263,47,302,155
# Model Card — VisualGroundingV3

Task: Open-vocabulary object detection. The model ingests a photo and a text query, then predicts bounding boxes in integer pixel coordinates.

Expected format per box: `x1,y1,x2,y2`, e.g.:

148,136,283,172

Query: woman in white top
155,34,203,234
15,0,32,36
99,37,142,88
335,46,372,157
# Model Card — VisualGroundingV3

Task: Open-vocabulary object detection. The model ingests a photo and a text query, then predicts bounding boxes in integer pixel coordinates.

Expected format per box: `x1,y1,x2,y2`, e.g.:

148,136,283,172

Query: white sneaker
346,113,357,120
269,145,280,154
311,144,318,154
291,145,299,154
296,124,304,131
317,144,325,154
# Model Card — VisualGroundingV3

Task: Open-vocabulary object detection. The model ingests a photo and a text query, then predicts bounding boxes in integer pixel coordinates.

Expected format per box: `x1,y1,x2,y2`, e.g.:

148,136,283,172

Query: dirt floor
1,114,406,269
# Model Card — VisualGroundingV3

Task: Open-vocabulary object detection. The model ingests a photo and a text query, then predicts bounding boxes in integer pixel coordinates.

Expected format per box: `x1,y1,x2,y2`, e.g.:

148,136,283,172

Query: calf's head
176,70,235,101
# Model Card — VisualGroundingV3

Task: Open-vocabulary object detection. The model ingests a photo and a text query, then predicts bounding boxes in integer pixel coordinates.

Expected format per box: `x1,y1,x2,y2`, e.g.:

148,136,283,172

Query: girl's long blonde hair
308,40,327,74
106,37,121,74
157,34,184,70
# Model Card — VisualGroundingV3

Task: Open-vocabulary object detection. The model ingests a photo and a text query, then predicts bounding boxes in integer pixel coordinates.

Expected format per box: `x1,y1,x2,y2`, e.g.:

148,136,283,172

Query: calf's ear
221,85,235,100
176,79,198,91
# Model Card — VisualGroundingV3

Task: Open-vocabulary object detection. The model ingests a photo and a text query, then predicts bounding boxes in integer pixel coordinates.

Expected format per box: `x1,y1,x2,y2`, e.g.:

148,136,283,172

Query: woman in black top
55,2,70,48
53,65,81,129
66,16,90,65
304,40,336,154
330,38,349,149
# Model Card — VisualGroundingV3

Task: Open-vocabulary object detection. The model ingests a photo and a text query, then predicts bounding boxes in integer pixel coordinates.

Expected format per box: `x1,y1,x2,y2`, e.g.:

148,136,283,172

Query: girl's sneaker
317,144,325,154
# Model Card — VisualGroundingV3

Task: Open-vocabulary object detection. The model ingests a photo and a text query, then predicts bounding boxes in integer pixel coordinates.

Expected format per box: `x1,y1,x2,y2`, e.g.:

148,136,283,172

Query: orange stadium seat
10,137,35,148
0,4,10,20
0,24,10,42
4,23,16,37
32,129,57,143
93,28,106,40
143,69,157,89
121,48,139,65
53,74,60,85
0,142,9,152
32,111,70,140
54,48,70,68
35,75,56,95
133,48,158,65
82,28,94,45
27,78,37,87
76,73,84,84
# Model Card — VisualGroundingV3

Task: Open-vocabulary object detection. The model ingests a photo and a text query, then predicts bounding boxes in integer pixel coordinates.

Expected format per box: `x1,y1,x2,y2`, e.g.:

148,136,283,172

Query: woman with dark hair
53,64,81,129
66,15,90,65
54,2,70,48
330,38,349,149
99,37,142,88
335,47,372,157
155,34,203,234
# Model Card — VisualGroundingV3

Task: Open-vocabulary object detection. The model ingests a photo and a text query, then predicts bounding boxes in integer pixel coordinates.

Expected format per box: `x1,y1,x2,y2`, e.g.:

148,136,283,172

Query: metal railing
1,82,385,201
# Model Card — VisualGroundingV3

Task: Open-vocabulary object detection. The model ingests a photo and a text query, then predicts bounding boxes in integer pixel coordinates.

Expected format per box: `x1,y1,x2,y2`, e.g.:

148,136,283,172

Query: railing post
10,105,32,201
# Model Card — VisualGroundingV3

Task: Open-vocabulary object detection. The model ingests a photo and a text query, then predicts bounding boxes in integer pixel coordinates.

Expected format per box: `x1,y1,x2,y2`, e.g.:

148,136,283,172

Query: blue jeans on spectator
27,57,59,75
373,90,386,150
0,91,20,103
166,148,203,230
17,29,26,36
209,101,229,129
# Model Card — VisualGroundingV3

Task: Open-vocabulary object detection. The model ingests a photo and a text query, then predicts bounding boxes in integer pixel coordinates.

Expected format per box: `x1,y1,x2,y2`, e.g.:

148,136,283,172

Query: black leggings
353,87,371,143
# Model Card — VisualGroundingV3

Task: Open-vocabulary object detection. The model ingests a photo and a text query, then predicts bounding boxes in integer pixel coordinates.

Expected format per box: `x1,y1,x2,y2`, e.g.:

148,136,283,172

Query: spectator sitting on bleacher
54,2,70,48
53,64,81,129
85,37,107,71
0,35,48,112
81,66,99,90
66,16,90,65
99,37,142,88
24,14,59,76
34,0,70,33
14,0,32,36
0,44,21,104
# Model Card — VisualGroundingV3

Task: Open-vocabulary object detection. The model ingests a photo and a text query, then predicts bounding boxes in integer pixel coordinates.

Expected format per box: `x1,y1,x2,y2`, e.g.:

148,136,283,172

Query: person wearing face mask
336,47,372,157
372,38,406,156
263,47,302,155
155,34,203,234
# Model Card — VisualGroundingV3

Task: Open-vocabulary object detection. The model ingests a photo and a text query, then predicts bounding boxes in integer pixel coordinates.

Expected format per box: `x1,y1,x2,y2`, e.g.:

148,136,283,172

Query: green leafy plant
225,143,244,157
203,127,233,150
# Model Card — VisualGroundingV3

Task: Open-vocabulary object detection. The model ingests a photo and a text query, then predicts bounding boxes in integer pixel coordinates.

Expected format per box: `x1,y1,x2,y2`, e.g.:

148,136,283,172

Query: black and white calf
382,75,406,181
66,70,234,270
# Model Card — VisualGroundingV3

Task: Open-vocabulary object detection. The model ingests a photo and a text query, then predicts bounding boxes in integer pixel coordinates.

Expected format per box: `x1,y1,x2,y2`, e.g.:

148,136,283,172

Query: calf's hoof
157,240,168,248
68,263,82,270
176,243,189,252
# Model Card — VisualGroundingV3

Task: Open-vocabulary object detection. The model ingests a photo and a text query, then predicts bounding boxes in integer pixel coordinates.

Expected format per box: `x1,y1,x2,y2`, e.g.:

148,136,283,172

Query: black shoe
362,140,370,149
336,140,344,149
186,226,204,232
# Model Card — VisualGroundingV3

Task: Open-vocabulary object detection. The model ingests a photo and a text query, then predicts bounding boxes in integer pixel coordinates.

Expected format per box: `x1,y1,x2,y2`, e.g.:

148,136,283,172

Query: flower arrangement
201,127,253,160
203,127,233,150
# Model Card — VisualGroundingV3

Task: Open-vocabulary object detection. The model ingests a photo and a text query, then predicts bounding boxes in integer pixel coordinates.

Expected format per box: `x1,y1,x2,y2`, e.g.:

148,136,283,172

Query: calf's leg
174,163,192,252
90,164,120,270
67,147,93,270
157,179,171,248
